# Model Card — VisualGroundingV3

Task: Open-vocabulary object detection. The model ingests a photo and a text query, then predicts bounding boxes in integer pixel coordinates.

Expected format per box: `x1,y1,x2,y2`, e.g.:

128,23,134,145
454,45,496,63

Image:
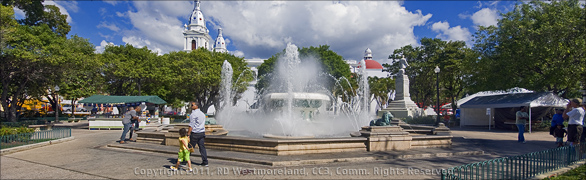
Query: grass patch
544,164,586,180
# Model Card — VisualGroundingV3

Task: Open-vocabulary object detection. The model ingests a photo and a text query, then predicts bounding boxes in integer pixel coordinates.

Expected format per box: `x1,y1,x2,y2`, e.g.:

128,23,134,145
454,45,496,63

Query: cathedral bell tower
183,0,213,51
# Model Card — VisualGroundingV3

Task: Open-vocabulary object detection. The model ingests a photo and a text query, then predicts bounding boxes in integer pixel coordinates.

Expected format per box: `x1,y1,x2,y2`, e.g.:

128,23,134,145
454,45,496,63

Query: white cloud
99,8,107,16
12,7,25,19
431,21,472,45
471,8,499,27
116,11,125,17
104,1,119,6
59,1,79,13
97,21,120,32
122,36,164,55
95,40,114,53
43,1,73,23
232,50,245,58
118,1,431,61
202,1,431,60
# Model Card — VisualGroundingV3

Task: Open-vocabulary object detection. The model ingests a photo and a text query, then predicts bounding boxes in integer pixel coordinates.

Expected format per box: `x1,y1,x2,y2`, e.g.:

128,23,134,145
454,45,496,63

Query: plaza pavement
1,123,564,179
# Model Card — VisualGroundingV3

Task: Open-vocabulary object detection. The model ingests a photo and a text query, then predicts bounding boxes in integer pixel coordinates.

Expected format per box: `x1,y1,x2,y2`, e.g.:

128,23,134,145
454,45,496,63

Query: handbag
188,143,195,153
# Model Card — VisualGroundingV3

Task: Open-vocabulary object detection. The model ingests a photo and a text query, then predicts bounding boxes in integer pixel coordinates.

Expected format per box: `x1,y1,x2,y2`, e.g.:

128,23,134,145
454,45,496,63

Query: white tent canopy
459,92,568,132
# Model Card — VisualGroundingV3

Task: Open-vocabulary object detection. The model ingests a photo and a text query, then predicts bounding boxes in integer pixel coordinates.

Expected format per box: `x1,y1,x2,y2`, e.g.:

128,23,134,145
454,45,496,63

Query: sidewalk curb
1,136,75,156
531,159,586,180
106,143,484,166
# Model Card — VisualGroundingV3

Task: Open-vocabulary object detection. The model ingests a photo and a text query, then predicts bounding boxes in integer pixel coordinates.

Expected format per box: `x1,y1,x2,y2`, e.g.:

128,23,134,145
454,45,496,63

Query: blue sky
14,0,521,64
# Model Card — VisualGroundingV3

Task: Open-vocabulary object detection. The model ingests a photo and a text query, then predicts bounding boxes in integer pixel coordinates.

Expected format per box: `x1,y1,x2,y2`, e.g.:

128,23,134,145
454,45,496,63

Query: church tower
183,0,212,51
214,28,227,53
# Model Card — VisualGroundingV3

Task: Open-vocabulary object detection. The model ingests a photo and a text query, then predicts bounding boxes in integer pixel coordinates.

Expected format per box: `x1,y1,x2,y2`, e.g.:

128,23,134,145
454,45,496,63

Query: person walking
129,106,141,141
188,102,208,166
119,106,137,144
516,106,529,143
170,128,193,172
563,98,584,146
553,124,567,147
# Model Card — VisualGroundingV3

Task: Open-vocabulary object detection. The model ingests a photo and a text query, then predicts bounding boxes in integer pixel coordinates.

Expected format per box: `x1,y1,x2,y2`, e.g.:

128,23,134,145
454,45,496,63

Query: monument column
380,56,421,118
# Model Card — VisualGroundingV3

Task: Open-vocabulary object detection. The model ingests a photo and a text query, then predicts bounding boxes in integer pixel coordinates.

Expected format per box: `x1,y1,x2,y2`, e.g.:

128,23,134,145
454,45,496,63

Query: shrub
404,116,436,125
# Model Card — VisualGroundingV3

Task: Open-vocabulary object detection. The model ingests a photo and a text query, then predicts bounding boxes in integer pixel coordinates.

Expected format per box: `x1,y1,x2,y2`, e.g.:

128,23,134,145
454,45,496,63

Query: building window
191,40,196,50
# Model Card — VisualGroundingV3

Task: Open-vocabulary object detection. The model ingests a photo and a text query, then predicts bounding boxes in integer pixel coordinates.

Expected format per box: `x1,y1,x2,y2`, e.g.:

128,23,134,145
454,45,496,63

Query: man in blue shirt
188,102,208,166
119,106,137,144
550,108,564,135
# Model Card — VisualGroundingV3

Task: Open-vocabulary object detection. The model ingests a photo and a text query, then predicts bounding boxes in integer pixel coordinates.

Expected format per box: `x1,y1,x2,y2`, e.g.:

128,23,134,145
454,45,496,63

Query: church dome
363,60,383,69
359,48,383,69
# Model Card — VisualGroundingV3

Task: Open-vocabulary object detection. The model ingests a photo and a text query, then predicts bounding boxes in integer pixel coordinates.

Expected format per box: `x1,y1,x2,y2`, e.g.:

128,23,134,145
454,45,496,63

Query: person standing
581,103,586,143
563,98,584,146
188,102,208,166
553,124,567,147
516,106,529,143
550,109,565,135
129,106,141,141
119,106,137,144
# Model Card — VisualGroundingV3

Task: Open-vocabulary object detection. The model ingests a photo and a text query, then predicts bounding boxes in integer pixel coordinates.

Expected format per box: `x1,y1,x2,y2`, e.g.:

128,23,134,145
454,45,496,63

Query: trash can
162,118,170,125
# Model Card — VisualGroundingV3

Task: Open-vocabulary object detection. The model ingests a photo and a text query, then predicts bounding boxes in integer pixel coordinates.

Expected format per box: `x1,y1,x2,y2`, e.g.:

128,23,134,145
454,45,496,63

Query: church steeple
214,28,227,53
189,0,206,28
183,0,212,51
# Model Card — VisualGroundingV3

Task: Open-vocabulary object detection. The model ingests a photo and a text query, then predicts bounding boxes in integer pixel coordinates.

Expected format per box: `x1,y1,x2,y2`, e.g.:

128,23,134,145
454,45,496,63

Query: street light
434,66,440,126
54,85,60,122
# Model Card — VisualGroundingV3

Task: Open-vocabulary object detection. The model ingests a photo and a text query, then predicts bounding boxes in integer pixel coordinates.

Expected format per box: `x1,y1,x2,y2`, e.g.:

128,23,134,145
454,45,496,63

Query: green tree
57,36,102,113
470,0,586,98
1,4,81,121
160,49,253,113
368,77,395,109
256,45,352,98
100,44,161,96
386,38,475,118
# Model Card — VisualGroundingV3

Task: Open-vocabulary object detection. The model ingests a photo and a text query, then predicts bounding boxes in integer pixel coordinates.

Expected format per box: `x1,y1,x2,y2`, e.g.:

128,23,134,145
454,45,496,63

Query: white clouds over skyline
203,1,432,61
100,1,432,62
471,8,499,27
431,21,472,45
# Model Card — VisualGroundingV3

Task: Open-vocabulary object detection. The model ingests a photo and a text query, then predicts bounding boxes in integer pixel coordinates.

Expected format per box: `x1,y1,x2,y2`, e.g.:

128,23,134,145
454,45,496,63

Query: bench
28,124,54,131
88,118,146,130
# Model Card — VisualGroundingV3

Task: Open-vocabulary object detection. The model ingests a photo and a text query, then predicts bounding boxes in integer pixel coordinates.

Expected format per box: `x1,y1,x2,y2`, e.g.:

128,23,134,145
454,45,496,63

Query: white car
62,104,87,112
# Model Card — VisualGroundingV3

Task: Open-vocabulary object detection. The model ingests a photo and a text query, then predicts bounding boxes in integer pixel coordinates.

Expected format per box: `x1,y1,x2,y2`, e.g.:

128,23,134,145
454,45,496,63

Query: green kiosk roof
79,95,167,105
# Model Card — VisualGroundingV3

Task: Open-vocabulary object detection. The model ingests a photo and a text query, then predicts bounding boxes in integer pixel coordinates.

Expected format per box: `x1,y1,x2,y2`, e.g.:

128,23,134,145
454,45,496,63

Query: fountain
137,43,452,155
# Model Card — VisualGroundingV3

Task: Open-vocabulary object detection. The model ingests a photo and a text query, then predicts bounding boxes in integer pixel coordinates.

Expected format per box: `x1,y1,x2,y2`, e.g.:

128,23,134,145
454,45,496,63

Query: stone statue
370,111,394,126
398,55,409,75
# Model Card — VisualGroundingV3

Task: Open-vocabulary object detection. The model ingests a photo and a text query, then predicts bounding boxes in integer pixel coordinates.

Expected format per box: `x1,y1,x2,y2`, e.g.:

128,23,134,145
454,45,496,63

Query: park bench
28,124,54,131
88,117,146,130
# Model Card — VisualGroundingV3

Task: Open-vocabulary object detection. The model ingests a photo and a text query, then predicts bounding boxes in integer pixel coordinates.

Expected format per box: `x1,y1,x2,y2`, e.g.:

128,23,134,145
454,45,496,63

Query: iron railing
0,128,71,149
441,144,586,180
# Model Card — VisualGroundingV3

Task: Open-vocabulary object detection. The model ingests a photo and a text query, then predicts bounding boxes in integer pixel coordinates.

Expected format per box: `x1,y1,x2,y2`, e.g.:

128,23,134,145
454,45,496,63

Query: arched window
191,40,196,50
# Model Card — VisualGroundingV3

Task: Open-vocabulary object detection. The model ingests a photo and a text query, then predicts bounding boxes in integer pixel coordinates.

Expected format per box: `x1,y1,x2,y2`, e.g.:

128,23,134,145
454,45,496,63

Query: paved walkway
0,126,562,179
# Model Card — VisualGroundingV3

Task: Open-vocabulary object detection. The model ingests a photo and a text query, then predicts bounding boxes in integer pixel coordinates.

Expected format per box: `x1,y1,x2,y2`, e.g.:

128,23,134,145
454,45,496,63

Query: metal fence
441,144,586,180
0,128,71,149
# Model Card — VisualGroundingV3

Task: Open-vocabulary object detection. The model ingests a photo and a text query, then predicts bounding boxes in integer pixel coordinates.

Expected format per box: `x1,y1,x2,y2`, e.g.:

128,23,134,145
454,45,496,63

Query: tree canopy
256,45,352,97
469,0,586,98
386,38,476,113
159,49,253,112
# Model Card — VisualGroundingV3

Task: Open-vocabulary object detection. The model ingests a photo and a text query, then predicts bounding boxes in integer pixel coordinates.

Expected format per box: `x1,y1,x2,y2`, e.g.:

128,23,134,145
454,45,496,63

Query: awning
459,92,567,109
78,95,167,105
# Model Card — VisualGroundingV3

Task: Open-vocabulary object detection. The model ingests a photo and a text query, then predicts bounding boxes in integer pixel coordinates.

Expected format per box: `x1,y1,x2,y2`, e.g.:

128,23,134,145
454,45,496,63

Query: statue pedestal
358,126,412,151
383,73,421,118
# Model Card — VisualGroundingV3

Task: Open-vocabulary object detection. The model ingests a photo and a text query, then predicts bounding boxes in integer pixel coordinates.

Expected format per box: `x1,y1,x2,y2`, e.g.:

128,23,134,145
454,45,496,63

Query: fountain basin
204,136,367,155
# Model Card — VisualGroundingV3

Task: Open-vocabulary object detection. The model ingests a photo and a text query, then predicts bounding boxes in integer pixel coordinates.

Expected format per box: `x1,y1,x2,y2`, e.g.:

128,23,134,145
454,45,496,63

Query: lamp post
54,85,60,122
434,66,440,126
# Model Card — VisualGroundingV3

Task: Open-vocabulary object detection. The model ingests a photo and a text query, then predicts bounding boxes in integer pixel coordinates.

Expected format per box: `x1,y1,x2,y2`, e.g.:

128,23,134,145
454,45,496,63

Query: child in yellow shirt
171,128,192,171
